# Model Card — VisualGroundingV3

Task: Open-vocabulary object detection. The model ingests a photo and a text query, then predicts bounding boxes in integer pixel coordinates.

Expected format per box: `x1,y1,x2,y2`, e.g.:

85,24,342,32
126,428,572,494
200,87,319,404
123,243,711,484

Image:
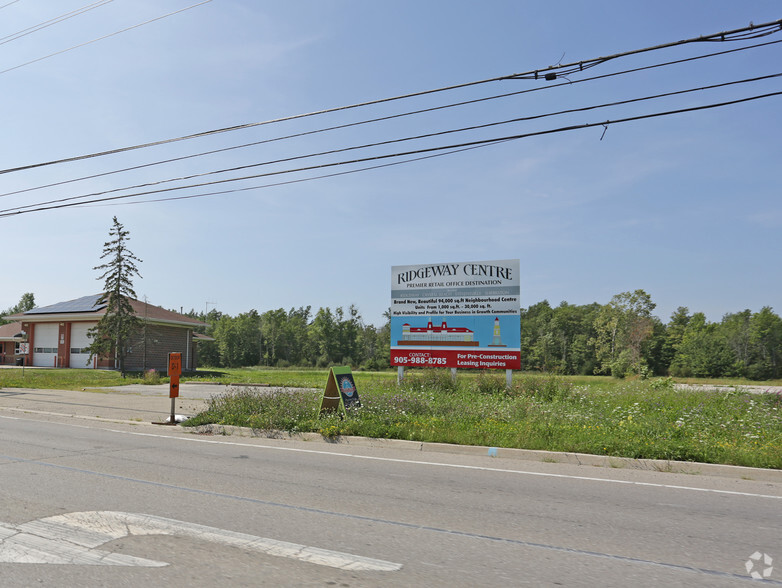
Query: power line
4,36,780,201
1,18,779,177
0,0,113,46
7,71,779,214
99,143,499,209
505,19,782,82
0,1,21,9
0,0,213,76
3,90,779,217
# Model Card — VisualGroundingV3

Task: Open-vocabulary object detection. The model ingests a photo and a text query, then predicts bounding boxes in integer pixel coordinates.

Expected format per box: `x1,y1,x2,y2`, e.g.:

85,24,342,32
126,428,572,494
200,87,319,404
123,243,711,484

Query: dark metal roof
25,294,106,315
10,294,205,327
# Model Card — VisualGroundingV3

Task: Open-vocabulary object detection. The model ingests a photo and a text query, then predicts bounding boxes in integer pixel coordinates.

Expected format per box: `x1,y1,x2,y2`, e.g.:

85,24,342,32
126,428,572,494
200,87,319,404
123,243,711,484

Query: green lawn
0,367,129,390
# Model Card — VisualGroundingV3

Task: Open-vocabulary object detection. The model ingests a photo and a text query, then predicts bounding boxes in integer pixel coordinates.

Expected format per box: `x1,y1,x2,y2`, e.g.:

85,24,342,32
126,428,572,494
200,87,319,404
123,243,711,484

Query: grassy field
0,366,396,390
0,367,131,389
184,369,782,470
2,367,780,469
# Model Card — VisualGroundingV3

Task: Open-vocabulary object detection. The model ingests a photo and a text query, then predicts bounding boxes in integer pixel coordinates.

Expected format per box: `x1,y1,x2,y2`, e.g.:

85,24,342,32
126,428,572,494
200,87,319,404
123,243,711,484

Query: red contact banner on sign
391,349,520,370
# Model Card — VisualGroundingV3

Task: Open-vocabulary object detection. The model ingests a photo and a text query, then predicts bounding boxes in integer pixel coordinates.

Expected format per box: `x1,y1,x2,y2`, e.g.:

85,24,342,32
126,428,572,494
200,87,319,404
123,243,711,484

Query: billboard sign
391,259,521,370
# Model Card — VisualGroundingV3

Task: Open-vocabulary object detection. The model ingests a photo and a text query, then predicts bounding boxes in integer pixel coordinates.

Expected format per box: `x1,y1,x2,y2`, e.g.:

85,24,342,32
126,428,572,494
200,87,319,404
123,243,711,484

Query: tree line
521,290,781,379
189,305,391,371
191,289,780,380
0,293,36,324
4,285,779,379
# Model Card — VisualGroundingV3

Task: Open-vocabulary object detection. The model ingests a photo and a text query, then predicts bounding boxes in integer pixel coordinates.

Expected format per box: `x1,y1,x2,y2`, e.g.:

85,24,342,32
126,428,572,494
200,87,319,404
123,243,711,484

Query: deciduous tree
592,290,656,377
749,306,782,379
1,292,35,325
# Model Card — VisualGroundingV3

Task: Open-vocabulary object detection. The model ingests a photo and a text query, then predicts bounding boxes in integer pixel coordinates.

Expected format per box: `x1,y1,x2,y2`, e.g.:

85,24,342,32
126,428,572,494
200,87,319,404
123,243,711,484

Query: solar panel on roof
25,294,107,314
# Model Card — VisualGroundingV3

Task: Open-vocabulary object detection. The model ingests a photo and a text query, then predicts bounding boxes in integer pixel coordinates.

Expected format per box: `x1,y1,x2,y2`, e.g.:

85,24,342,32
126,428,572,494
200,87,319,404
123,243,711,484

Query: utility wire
505,19,782,81
100,143,501,208
0,0,212,75
7,71,779,213
4,36,780,201
3,90,779,218
0,0,113,46
0,0,21,9
1,18,779,177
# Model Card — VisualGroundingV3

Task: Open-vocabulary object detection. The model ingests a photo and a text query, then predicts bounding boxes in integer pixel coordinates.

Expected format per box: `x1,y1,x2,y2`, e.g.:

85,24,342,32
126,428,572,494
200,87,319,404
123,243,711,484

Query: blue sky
1,1,780,327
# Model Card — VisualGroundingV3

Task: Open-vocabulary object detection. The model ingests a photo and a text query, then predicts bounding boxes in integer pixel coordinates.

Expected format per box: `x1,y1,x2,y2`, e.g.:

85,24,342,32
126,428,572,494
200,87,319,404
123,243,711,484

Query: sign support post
154,352,181,425
168,352,181,423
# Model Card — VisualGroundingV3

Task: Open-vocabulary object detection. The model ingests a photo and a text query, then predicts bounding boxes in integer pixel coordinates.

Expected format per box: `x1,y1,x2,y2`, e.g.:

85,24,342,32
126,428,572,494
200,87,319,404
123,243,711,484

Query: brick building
0,321,25,366
3,294,208,371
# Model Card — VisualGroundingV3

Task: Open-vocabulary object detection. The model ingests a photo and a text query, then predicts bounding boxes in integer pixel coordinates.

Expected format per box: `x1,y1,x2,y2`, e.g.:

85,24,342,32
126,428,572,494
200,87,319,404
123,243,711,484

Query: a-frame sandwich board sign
319,366,361,415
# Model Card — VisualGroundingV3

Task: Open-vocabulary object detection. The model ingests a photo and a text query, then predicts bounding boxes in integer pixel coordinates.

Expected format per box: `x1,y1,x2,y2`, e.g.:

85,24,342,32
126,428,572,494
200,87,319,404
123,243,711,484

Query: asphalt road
0,389,781,586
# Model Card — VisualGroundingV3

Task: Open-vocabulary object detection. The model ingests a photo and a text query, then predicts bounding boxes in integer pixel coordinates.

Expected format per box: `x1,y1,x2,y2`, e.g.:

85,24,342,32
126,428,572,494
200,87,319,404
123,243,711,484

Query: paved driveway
100,382,229,399
674,383,782,395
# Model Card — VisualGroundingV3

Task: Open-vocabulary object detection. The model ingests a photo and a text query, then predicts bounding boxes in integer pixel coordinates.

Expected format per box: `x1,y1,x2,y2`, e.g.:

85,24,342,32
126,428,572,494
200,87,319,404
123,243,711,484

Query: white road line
0,520,165,566
2,412,781,501
1,511,402,571
0,408,140,424
118,428,782,501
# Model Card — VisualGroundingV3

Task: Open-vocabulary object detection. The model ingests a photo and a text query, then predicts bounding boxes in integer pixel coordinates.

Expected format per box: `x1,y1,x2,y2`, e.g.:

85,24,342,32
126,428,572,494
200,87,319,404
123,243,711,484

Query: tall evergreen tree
87,217,142,375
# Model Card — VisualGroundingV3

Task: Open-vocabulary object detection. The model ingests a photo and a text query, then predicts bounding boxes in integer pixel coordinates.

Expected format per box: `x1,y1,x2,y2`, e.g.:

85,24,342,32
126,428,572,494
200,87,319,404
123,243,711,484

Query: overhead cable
100,144,499,208
1,18,780,177
4,37,780,200
7,71,779,213
0,0,113,46
506,19,782,81
0,0,213,76
2,90,779,218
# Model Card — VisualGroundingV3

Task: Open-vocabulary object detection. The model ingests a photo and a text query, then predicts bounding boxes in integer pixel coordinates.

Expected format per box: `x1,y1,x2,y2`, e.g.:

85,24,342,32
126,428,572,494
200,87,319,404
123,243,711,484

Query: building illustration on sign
397,320,479,346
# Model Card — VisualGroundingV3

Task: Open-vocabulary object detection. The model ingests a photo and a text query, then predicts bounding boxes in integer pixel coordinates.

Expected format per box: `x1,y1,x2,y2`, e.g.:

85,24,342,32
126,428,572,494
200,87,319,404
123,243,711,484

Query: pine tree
88,217,142,375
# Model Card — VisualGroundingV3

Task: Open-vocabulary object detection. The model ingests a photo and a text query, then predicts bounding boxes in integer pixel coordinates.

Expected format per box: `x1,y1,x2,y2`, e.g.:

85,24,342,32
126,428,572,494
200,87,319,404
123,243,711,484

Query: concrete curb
188,424,782,483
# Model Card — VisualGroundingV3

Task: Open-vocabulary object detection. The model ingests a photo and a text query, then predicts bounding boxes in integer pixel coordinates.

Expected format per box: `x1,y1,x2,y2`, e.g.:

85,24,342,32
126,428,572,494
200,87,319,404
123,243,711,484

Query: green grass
183,370,782,470
3,367,780,469
0,368,129,389
185,367,396,388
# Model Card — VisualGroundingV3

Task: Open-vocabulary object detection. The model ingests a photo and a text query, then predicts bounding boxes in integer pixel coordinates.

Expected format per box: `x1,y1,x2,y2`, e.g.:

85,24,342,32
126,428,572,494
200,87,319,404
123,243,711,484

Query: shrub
474,372,507,395
512,375,573,401
649,377,674,391
402,369,459,393
142,369,161,385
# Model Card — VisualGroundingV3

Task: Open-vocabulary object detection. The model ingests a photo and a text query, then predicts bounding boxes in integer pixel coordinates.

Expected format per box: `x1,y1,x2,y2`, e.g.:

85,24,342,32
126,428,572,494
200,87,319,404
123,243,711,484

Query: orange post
168,352,182,422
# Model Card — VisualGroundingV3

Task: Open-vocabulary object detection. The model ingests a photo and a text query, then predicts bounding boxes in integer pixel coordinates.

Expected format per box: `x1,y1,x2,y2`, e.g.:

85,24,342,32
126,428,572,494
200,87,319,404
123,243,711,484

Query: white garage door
70,323,96,369
33,323,58,367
